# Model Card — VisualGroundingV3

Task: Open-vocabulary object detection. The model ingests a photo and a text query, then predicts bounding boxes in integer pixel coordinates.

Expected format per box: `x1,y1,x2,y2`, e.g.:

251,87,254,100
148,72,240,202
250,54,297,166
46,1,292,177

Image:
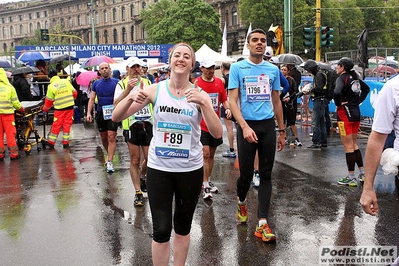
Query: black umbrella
317,62,334,70
0,59,11,68
11,66,41,76
277,53,304,65
356,29,368,78
49,54,78,65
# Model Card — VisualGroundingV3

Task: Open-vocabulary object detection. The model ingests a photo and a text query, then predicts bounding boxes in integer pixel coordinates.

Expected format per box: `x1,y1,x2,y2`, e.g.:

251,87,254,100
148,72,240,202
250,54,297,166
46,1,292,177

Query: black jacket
12,74,32,101
333,73,370,107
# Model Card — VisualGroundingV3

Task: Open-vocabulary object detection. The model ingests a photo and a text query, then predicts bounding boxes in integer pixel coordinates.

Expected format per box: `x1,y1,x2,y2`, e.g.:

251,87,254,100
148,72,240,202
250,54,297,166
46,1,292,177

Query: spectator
12,73,32,101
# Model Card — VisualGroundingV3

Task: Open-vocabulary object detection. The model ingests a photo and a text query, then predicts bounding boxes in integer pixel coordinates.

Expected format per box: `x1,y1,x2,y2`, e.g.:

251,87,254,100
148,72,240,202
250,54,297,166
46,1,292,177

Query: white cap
126,57,143,67
269,57,279,64
200,59,216,68
264,47,273,58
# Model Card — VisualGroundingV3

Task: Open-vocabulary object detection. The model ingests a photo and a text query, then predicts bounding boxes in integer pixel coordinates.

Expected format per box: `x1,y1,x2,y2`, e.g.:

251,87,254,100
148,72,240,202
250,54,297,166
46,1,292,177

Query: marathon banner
15,44,174,63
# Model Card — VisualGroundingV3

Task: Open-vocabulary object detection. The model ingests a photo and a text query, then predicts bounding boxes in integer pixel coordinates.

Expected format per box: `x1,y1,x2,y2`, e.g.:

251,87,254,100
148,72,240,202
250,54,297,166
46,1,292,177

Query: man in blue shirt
229,28,285,243
86,62,120,173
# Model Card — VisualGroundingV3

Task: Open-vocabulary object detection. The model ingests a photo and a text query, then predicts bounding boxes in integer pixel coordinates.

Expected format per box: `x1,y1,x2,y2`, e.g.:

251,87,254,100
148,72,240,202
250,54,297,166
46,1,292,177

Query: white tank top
147,80,203,172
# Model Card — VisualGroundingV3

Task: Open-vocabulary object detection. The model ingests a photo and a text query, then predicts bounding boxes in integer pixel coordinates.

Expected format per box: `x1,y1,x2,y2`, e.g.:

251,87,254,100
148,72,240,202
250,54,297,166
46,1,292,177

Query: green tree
239,0,314,54
141,0,173,32
239,0,284,30
21,29,43,45
321,0,363,52
140,0,221,51
357,0,391,47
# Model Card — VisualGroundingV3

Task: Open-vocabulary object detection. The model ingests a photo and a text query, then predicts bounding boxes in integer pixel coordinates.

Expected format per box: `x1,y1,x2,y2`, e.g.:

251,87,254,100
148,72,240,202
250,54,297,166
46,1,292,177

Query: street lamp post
88,0,96,44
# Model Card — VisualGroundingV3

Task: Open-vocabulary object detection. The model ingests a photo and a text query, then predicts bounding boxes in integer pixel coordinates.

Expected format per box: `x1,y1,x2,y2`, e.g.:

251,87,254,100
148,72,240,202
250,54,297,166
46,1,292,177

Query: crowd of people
1,28,398,265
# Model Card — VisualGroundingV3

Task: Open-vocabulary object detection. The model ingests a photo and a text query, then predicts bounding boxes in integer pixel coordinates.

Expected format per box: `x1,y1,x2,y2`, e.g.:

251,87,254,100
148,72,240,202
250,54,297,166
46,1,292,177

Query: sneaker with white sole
203,186,212,200
209,181,219,193
295,139,302,147
106,161,115,173
252,172,260,187
222,150,237,158
337,176,357,187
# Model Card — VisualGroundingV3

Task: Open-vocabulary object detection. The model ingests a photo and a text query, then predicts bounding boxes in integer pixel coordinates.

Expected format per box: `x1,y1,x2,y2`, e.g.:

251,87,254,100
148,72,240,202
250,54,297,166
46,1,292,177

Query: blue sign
299,76,385,118
15,44,174,63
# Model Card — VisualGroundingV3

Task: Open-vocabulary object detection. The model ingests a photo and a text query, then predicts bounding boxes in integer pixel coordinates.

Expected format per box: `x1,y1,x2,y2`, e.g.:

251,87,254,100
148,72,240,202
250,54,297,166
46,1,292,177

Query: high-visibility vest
46,76,75,109
117,77,153,130
0,70,23,114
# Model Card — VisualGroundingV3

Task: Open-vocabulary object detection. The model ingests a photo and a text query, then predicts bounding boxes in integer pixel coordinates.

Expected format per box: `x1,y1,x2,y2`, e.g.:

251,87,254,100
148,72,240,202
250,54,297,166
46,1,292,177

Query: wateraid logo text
157,105,193,117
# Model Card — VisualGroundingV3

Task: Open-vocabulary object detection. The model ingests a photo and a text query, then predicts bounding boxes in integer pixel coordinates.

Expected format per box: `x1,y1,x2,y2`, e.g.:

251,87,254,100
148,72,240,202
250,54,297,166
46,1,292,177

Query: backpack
321,69,339,101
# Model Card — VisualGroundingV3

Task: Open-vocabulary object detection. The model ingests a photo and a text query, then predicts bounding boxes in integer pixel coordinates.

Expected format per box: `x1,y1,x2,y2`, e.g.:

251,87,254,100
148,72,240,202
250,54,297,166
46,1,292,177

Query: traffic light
40,29,49,41
303,27,315,48
320,26,334,47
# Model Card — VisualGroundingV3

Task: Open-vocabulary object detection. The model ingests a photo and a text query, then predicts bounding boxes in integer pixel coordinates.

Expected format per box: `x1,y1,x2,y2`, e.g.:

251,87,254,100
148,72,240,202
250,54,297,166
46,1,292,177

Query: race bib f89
154,121,192,158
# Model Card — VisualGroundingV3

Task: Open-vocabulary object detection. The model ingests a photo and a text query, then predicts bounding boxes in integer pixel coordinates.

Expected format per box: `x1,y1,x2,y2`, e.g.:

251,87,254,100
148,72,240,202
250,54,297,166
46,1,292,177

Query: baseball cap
269,57,279,64
126,57,143,68
200,59,216,68
264,47,273,58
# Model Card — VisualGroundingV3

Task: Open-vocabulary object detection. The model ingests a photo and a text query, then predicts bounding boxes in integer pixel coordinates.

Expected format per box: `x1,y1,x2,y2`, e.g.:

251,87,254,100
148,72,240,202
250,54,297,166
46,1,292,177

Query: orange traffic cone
234,155,239,169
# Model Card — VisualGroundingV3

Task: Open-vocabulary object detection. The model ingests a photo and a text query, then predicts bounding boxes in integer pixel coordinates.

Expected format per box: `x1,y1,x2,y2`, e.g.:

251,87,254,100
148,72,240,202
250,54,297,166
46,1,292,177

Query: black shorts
200,130,223,147
123,121,153,146
283,101,297,127
95,111,119,132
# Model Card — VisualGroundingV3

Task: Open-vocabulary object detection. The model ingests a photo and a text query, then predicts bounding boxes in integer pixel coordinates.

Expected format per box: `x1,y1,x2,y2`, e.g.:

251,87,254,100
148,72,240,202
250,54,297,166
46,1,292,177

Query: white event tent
195,44,236,65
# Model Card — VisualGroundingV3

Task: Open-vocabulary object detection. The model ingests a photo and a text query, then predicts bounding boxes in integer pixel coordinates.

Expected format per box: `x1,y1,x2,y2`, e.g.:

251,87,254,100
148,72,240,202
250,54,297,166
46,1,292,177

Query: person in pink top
197,59,232,199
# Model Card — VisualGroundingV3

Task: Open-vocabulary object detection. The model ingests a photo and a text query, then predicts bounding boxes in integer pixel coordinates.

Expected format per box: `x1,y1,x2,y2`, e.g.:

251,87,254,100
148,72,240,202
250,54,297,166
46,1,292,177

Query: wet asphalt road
0,122,398,266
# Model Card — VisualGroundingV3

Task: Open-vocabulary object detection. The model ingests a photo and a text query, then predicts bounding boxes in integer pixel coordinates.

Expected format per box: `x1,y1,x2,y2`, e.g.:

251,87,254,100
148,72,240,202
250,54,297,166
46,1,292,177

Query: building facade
0,0,249,56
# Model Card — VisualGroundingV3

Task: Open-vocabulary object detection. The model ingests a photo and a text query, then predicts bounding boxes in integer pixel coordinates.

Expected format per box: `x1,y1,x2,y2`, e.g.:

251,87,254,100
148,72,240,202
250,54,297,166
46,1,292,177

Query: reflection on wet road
0,123,398,265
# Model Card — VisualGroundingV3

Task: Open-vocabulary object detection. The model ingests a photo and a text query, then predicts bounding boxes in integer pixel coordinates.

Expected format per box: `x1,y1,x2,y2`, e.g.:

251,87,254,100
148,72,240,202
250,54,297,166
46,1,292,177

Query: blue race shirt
92,78,119,112
228,59,280,120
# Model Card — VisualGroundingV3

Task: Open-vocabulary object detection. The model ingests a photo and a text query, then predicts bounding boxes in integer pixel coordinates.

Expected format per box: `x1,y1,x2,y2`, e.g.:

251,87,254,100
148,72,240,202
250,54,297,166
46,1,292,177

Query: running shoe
254,223,277,243
236,197,248,224
295,139,302,147
140,175,147,192
106,161,115,173
337,176,358,187
358,173,365,183
307,144,321,150
209,181,219,193
134,191,144,206
222,150,237,158
203,187,212,200
252,172,260,187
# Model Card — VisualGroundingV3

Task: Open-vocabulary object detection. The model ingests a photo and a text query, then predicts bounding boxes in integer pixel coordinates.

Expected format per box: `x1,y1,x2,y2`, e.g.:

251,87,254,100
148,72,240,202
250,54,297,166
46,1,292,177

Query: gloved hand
296,83,314,98
302,83,313,94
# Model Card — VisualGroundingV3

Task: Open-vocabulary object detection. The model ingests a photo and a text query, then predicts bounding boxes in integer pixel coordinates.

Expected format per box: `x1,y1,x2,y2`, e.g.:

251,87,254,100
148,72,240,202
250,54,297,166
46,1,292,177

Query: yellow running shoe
235,197,248,224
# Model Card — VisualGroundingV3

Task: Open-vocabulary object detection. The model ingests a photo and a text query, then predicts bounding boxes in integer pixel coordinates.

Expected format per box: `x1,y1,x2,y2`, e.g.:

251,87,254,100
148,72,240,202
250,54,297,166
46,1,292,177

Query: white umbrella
64,63,83,75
